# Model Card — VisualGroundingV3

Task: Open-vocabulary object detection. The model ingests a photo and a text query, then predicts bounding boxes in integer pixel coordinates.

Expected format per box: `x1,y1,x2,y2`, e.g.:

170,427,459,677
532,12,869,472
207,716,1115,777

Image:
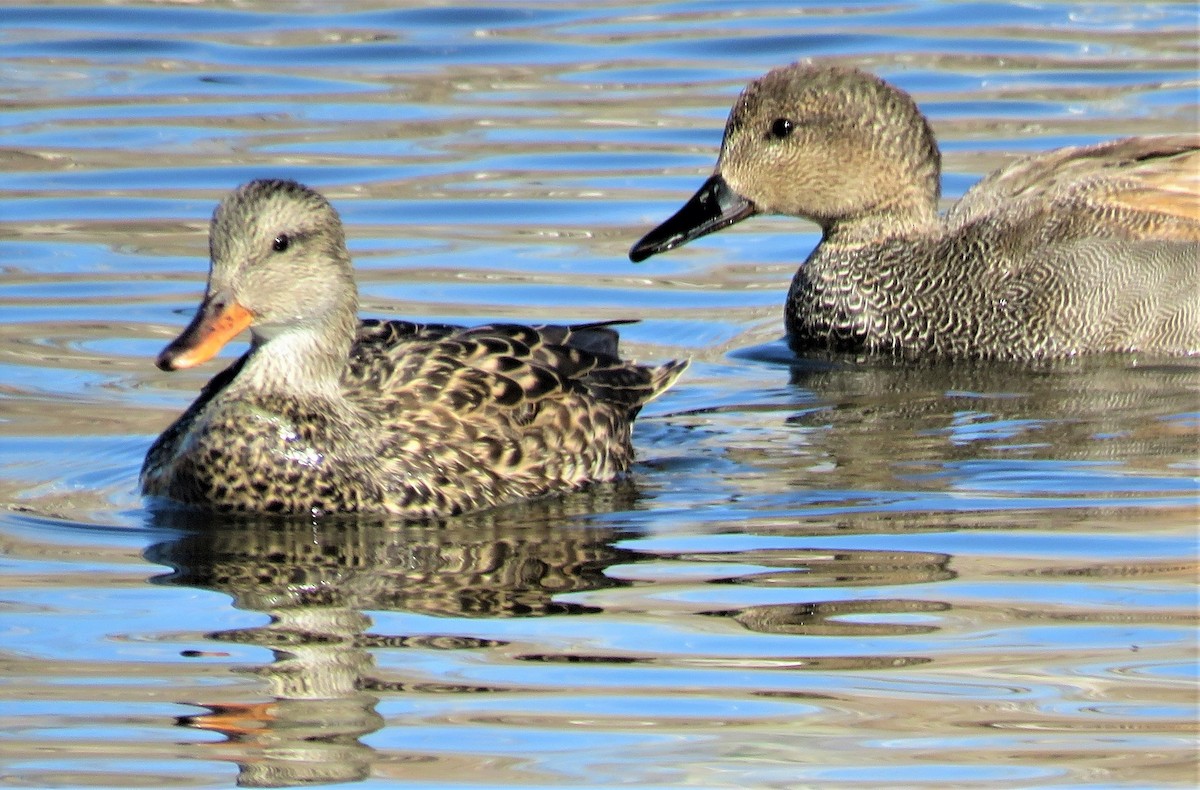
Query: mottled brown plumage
630,63,1200,360
142,179,687,517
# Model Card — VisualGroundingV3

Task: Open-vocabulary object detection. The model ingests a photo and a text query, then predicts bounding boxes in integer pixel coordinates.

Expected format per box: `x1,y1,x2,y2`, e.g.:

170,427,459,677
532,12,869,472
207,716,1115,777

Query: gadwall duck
630,63,1200,360
142,179,687,517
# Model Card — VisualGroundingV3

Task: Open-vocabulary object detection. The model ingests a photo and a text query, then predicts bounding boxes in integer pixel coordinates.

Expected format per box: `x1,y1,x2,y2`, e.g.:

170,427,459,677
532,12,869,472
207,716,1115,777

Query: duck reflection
144,486,641,788
691,547,953,647
674,352,1198,647
722,348,1200,493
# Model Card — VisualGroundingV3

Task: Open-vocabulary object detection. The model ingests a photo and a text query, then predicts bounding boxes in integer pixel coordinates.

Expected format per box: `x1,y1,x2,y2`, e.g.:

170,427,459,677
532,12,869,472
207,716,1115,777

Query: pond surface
1,2,1197,787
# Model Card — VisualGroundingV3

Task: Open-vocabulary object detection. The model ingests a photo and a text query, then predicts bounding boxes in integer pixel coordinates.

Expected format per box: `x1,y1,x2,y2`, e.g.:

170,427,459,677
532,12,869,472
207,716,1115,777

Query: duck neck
234,305,358,401
823,185,940,248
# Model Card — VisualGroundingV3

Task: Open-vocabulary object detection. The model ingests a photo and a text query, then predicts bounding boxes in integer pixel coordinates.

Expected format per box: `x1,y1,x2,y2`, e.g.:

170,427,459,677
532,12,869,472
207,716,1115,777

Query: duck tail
646,358,690,404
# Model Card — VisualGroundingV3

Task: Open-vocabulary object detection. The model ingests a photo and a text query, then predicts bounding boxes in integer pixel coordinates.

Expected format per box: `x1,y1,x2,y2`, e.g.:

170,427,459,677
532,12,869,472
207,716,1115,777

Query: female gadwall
630,63,1200,360
143,179,686,517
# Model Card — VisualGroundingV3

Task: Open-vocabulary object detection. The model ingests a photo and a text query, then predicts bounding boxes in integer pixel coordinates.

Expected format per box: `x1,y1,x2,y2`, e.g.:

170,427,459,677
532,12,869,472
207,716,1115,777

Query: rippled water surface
2,2,1198,787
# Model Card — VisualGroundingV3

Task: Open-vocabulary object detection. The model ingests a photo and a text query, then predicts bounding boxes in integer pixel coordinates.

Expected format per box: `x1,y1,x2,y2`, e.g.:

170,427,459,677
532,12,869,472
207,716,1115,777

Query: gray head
209,179,356,334
719,63,941,224
157,179,359,371
631,63,943,261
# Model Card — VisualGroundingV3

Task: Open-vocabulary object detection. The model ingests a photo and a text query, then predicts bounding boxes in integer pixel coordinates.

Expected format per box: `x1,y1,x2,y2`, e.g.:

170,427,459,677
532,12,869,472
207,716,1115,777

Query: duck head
630,63,942,261
157,179,359,372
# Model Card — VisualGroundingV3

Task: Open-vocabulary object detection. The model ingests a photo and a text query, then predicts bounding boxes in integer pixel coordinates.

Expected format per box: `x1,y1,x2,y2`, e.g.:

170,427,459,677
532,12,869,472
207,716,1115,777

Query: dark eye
769,118,794,139
272,234,290,252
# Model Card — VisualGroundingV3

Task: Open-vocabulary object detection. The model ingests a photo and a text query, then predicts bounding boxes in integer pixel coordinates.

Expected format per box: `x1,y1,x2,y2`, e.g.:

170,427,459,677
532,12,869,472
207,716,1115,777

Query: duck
142,179,687,517
630,63,1200,360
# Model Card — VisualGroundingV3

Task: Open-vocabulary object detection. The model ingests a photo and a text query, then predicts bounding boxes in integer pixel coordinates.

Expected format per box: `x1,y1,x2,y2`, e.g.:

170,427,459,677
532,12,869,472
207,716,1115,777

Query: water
2,2,1197,787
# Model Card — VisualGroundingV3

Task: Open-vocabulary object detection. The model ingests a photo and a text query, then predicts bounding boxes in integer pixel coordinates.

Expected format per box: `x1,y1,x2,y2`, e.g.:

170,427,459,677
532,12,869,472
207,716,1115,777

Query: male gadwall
143,179,687,517
630,63,1200,360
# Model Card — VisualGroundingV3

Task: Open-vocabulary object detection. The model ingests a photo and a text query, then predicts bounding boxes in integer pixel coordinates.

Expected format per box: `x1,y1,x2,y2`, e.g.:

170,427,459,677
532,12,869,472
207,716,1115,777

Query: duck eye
769,118,794,139
272,234,290,252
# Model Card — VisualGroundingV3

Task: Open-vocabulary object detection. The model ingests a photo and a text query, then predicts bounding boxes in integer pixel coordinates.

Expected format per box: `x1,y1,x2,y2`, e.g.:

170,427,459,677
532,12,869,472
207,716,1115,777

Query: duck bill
156,293,253,371
629,174,758,262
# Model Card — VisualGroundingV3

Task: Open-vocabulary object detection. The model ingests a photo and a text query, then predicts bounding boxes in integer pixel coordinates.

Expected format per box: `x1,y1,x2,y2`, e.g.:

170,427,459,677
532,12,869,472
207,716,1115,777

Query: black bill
629,174,758,263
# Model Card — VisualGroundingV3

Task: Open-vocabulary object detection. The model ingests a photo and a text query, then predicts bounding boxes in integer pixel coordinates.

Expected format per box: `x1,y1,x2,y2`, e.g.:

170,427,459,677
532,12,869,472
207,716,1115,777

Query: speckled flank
632,63,1200,361
142,180,687,517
